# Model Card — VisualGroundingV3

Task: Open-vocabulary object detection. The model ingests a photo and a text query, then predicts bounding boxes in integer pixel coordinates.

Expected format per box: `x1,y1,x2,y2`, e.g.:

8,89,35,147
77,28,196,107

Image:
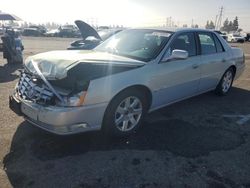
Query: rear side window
213,34,225,53
198,33,216,55
169,32,196,57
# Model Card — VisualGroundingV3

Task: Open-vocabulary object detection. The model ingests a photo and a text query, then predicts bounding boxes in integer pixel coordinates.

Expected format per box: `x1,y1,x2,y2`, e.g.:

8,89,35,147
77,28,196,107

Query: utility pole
217,6,224,30
215,15,218,29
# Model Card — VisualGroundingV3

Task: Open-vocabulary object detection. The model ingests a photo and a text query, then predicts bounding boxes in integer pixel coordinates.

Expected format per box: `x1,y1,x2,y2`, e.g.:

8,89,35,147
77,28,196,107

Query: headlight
56,91,87,107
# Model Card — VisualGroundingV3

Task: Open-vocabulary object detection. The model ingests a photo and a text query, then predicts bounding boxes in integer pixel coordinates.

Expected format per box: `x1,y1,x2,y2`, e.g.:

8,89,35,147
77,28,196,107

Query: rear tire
215,68,234,96
102,89,148,137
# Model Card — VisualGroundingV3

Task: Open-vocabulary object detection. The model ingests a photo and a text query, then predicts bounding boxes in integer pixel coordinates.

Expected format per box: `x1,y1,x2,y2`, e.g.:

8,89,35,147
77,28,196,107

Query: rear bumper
9,94,108,135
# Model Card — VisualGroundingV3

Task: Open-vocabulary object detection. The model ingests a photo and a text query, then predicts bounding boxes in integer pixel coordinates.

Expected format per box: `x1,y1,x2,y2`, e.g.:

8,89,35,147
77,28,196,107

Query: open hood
75,20,101,40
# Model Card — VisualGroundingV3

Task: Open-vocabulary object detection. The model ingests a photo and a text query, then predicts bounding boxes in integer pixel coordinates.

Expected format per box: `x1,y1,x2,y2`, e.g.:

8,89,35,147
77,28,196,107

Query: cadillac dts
9,28,245,136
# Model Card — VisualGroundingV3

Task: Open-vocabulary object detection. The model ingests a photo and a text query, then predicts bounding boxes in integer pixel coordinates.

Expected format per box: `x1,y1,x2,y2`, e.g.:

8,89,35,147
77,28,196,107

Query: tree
205,20,215,29
221,18,229,32
194,24,199,28
228,21,234,32
233,16,239,31
209,21,215,29
221,17,240,32
205,21,210,29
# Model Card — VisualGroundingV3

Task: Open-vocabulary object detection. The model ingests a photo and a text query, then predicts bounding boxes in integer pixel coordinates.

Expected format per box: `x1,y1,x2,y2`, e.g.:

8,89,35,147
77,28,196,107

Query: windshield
95,29,173,62
98,30,110,39
98,30,122,41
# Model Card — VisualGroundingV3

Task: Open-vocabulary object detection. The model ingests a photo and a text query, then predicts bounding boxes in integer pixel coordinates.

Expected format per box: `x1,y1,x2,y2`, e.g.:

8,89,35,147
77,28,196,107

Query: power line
215,15,218,29
216,6,224,30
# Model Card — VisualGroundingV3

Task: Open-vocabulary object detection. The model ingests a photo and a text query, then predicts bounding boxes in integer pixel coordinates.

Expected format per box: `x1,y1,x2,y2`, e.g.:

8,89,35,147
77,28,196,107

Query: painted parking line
223,114,250,125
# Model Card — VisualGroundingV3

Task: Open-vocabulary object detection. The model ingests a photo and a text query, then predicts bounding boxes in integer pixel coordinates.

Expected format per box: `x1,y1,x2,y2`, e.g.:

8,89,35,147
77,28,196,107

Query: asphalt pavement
0,37,250,188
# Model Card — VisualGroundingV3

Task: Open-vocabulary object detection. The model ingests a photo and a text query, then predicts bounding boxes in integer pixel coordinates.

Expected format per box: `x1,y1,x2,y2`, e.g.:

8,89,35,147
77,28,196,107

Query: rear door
197,32,230,92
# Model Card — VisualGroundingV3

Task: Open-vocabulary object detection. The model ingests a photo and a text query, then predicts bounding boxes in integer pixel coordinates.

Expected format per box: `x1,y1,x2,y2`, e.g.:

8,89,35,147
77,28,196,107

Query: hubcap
115,96,142,132
222,71,233,93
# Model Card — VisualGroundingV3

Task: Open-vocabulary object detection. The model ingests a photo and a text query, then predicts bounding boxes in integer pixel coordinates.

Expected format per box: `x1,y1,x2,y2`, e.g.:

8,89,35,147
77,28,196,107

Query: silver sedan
9,28,245,136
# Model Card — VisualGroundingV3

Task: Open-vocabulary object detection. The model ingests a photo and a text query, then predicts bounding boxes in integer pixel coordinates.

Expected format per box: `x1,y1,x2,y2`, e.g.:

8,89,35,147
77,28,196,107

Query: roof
131,27,214,33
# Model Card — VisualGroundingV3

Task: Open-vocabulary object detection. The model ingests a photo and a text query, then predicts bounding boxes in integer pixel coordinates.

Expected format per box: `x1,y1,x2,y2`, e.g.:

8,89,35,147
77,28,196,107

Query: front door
151,32,201,108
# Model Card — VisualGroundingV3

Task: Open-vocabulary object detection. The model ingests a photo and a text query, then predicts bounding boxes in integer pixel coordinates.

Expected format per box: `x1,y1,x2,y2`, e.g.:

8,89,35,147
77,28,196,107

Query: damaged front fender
22,50,145,106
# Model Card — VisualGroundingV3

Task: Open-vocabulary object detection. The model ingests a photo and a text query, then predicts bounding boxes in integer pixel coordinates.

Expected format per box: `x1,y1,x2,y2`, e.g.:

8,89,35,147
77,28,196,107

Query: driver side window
166,32,197,57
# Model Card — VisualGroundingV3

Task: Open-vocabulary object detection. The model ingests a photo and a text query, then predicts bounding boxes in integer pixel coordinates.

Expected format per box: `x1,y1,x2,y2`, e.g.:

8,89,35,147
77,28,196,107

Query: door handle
222,59,226,63
192,64,199,69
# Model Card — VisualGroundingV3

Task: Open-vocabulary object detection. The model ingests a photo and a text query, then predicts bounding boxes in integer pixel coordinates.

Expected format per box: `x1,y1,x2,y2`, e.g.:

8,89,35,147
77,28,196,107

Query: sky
1,0,250,31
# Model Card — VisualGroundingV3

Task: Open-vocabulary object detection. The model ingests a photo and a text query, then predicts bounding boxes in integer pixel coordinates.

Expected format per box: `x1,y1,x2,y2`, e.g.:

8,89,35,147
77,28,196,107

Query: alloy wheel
222,70,233,93
114,96,142,132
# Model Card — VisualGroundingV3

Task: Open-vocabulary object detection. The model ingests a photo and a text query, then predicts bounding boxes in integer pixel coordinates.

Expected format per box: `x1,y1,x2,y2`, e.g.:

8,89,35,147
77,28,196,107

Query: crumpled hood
24,50,145,80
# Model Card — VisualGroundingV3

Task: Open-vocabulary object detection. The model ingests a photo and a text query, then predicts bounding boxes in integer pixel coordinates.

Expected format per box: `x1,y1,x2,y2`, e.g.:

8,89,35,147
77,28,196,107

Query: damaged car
9,28,245,136
67,20,122,50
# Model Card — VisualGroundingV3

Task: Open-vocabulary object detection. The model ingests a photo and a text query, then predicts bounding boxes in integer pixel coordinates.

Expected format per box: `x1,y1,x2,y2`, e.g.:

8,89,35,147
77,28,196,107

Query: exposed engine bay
16,61,143,106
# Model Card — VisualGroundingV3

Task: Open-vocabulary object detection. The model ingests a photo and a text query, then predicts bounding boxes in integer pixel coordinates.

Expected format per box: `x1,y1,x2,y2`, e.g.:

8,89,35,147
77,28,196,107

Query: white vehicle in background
214,30,228,41
227,33,245,43
44,29,60,37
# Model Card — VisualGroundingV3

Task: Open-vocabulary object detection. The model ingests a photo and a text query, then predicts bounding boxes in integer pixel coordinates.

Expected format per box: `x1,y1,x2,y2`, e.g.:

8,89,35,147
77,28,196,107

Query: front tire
215,68,234,96
7,57,13,64
102,89,148,137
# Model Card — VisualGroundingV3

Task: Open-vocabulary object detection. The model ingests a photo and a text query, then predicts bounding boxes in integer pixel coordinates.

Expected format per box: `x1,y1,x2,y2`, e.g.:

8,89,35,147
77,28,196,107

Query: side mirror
162,49,189,62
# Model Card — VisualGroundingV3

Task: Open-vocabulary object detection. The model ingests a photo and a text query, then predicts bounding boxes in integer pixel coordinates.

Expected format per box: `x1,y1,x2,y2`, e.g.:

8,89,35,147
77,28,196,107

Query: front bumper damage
9,59,107,135
9,92,107,135
9,52,144,135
